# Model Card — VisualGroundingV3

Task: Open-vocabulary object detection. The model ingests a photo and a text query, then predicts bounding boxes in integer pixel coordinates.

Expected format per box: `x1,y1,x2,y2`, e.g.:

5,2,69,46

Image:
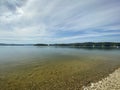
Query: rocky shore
83,68,120,90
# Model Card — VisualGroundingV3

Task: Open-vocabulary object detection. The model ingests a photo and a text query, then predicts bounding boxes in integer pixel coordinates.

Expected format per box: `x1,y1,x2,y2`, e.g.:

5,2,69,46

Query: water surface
0,46,120,90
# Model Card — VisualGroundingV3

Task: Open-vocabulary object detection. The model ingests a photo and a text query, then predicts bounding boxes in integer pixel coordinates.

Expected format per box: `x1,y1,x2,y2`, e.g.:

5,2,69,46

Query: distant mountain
0,43,6,45
34,44,48,46
0,43,33,46
0,42,120,48
49,42,120,48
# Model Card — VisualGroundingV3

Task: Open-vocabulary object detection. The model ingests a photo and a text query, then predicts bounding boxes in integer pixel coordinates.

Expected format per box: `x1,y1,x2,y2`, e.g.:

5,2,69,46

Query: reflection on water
0,46,120,90
0,46,119,59
0,46,120,68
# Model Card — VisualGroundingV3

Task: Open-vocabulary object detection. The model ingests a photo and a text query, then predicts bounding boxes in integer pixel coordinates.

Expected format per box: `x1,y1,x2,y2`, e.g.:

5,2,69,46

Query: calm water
0,46,120,68
0,46,120,90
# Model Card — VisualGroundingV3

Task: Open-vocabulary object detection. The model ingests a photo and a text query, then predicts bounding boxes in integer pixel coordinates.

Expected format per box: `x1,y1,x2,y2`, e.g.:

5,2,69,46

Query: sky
0,0,120,44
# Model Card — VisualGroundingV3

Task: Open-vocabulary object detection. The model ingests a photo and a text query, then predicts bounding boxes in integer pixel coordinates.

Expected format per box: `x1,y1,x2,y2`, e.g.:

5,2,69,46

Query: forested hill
0,42,120,48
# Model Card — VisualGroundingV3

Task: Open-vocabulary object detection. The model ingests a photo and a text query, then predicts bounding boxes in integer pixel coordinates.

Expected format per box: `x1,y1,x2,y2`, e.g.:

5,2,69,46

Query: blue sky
0,0,120,44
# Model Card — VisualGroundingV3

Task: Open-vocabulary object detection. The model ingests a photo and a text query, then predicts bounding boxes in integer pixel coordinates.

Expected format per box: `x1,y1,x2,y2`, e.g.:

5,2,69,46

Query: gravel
82,68,120,90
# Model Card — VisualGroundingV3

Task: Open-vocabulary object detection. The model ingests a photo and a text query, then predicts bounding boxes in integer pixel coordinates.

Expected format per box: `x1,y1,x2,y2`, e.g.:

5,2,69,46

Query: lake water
0,46,120,89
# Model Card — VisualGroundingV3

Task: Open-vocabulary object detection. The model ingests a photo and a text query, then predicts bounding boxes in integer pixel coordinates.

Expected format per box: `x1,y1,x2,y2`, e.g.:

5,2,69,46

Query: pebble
82,68,120,90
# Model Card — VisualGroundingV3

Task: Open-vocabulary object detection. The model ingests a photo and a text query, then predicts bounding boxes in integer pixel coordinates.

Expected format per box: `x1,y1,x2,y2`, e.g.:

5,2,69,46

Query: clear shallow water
0,46,120,60
0,46,120,68
0,46,120,90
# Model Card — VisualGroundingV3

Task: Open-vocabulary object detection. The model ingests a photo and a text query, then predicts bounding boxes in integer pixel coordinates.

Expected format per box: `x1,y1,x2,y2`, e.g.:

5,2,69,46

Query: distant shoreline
0,42,120,48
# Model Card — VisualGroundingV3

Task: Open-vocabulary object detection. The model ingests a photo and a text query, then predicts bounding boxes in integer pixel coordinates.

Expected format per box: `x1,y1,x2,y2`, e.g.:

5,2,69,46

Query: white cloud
57,32,120,41
0,0,120,43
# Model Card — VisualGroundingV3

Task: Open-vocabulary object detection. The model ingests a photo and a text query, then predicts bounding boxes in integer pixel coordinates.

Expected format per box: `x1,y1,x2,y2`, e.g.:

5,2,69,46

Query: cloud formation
0,0,120,43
